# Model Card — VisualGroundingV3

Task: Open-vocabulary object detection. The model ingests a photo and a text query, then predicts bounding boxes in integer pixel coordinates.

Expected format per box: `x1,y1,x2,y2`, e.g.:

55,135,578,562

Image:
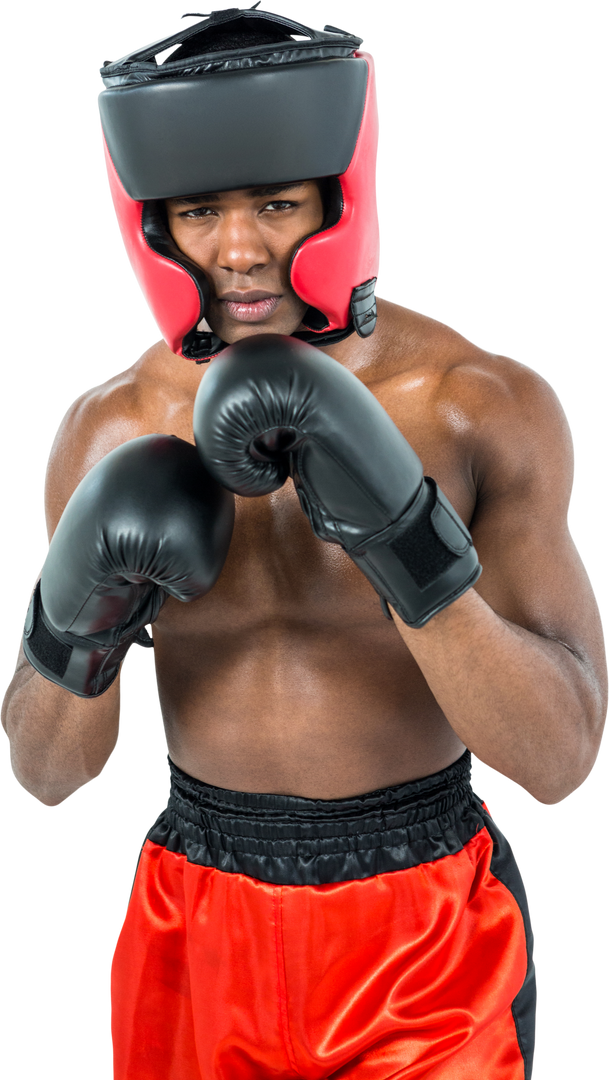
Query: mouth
218,292,282,323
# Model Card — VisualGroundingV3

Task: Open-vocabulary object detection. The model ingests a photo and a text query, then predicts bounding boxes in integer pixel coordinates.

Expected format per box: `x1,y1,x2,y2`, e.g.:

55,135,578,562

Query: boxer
2,8,606,1079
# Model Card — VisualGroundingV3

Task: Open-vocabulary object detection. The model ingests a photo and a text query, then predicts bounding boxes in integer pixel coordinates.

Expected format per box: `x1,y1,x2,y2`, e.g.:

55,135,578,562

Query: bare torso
47,300,487,795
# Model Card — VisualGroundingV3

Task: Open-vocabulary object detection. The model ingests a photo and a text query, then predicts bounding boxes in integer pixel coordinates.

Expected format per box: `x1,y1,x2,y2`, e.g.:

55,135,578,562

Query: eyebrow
168,182,308,206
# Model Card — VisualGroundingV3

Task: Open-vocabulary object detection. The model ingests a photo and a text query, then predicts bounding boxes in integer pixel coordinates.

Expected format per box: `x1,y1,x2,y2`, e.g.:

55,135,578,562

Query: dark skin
2,181,606,806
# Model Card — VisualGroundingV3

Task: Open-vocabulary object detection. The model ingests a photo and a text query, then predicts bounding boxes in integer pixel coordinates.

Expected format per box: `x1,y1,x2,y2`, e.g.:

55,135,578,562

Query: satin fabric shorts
111,751,535,1079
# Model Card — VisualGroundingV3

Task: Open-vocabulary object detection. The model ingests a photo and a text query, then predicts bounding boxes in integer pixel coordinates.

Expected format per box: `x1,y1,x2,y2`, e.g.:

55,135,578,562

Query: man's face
165,181,325,343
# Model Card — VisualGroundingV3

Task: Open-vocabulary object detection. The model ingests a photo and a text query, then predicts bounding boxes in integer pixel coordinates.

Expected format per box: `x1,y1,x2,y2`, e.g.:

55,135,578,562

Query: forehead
165,181,316,206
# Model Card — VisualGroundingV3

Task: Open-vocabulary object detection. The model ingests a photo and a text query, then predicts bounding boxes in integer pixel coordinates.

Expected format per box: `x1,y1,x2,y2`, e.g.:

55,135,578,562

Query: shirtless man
2,8,606,1080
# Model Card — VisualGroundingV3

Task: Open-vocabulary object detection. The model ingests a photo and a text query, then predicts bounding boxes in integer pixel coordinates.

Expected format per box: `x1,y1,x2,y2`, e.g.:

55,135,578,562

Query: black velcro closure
388,482,459,590
25,582,72,678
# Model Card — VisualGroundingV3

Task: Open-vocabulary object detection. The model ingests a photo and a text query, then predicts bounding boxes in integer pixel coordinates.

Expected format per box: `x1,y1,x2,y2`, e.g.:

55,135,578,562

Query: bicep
472,502,600,652
469,384,604,667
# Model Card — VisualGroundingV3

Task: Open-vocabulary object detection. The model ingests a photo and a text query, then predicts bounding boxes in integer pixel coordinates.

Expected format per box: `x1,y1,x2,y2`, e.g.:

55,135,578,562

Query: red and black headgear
99,6,379,361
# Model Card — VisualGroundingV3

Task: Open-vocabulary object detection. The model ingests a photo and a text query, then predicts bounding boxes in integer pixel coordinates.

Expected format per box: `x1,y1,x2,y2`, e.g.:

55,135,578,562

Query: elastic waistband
147,750,485,885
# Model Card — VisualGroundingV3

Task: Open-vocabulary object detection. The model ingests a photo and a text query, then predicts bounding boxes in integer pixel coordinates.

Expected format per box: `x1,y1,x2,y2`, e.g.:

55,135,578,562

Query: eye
178,206,211,219
177,200,298,219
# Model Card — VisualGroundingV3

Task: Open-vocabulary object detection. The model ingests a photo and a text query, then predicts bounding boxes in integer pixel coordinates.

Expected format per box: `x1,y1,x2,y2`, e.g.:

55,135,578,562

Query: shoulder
51,341,190,456
371,298,560,412
54,363,147,462
439,346,572,511
369,299,572,498
45,341,201,533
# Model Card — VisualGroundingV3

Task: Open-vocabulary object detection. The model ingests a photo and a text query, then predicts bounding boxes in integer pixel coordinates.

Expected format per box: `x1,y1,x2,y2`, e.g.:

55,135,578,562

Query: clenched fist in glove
193,335,480,628
23,435,234,696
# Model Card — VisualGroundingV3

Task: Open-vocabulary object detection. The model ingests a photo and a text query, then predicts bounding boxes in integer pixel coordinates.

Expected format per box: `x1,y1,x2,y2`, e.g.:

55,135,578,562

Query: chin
214,318,304,344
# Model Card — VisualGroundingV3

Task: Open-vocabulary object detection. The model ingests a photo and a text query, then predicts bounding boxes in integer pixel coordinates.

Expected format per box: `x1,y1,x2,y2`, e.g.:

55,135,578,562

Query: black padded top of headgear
100,6,363,86
99,7,367,200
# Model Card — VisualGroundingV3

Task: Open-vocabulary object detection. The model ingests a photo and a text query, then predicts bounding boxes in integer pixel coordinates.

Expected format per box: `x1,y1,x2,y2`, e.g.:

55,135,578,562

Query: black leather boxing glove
193,335,480,628
23,435,234,697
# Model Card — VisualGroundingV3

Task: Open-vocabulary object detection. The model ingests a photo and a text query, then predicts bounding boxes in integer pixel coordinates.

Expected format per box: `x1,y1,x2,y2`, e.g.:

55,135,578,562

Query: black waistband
146,750,485,885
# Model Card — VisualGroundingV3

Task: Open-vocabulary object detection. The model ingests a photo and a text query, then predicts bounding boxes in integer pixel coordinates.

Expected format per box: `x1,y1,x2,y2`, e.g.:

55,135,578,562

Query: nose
216,211,271,275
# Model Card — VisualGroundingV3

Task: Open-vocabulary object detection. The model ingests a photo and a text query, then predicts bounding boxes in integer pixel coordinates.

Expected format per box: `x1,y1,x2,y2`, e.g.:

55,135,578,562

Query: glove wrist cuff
350,478,482,628
23,582,128,697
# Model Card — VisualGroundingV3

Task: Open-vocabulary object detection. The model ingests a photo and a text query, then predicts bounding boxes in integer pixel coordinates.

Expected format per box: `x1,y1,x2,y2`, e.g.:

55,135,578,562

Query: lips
218,292,281,323
215,289,278,302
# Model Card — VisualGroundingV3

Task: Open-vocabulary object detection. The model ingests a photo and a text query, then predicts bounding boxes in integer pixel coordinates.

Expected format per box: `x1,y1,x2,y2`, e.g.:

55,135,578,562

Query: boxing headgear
99,7,379,361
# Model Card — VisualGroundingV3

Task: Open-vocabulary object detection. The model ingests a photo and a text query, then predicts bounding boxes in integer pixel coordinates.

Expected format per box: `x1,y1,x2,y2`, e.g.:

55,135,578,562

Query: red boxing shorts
112,752,535,1079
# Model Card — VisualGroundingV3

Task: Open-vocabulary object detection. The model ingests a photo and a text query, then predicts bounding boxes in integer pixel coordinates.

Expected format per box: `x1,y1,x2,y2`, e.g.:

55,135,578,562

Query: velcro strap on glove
349,479,481,628
23,581,151,697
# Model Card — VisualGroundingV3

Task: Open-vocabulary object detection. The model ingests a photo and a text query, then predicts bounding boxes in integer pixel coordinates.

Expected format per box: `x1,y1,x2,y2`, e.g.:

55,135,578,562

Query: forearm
392,589,606,803
2,646,120,805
